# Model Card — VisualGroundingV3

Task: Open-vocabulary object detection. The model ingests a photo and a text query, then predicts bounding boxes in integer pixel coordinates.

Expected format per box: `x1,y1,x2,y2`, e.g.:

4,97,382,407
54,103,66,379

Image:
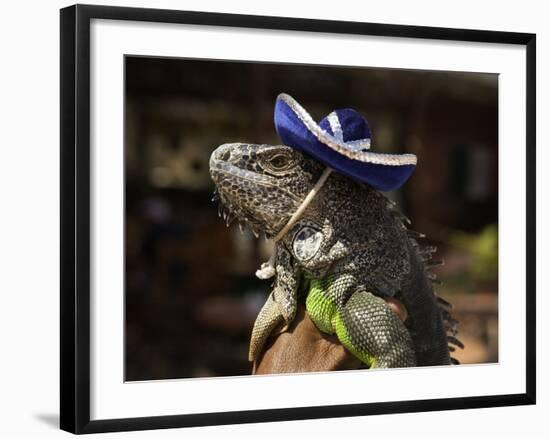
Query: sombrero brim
274,93,417,191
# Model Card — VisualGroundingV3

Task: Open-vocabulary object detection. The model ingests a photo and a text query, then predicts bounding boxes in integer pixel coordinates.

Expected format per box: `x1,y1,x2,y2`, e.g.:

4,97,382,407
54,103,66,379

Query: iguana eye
258,150,296,175
268,154,290,169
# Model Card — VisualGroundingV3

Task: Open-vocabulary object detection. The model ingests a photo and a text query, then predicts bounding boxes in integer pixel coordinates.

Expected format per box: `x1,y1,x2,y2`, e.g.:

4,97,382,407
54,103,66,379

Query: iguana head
209,143,324,237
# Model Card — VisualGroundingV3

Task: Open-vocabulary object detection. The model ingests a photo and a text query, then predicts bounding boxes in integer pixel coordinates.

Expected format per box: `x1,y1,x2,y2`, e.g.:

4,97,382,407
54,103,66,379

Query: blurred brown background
125,56,498,381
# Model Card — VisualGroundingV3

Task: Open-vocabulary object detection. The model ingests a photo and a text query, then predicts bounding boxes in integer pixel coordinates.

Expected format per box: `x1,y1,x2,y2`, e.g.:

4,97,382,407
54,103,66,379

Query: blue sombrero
274,93,417,191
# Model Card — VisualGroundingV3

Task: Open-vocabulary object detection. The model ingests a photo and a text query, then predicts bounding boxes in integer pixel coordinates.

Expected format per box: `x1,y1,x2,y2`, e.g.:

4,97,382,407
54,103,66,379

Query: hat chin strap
255,167,332,279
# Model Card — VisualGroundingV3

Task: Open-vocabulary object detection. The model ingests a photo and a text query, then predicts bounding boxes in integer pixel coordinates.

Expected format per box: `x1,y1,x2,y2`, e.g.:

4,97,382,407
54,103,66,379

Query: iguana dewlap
209,142,461,369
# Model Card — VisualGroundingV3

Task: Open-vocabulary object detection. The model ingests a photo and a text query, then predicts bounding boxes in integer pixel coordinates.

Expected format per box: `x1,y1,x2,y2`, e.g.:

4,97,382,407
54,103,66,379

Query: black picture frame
60,4,536,434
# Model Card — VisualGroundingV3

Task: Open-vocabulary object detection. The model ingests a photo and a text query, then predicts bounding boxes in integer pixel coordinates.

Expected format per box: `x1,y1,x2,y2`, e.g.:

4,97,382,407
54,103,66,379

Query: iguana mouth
210,143,300,238
210,148,301,203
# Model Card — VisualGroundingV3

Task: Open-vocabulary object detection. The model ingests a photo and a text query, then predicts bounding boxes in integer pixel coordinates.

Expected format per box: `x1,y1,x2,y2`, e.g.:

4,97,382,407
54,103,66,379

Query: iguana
209,142,461,369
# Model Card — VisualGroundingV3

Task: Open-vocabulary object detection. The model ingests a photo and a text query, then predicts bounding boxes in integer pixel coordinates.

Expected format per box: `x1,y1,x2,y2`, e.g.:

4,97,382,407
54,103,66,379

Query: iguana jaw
210,143,304,238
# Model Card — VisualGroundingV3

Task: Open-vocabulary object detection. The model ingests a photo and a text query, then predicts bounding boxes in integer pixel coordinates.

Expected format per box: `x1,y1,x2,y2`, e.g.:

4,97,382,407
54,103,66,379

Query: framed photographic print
60,4,536,434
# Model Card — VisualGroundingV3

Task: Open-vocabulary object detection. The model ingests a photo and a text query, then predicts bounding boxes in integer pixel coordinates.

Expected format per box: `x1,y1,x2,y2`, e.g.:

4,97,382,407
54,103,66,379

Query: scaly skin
305,274,415,368
209,142,461,369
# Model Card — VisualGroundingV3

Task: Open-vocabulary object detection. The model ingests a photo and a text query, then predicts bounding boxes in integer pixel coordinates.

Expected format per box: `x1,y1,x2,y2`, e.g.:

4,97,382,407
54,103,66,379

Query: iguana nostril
219,148,231,162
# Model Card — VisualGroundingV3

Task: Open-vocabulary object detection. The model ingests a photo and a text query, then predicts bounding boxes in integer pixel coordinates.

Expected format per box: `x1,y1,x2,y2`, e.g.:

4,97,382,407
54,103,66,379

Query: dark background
125,56,498,381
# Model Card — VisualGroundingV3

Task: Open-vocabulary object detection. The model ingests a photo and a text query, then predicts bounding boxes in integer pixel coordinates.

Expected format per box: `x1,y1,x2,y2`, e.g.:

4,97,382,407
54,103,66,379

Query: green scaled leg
333,291,416,368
